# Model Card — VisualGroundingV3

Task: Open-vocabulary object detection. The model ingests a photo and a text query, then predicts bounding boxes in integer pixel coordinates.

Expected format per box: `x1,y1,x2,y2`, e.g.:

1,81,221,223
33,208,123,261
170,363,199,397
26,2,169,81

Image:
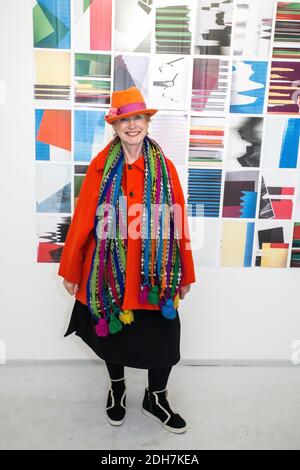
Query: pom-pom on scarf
87,135,182,336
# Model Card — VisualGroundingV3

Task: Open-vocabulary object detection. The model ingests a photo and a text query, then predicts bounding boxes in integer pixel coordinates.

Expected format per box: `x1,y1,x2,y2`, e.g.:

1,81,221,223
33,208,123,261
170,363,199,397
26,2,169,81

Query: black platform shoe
142,387,186,434
106,377,126,426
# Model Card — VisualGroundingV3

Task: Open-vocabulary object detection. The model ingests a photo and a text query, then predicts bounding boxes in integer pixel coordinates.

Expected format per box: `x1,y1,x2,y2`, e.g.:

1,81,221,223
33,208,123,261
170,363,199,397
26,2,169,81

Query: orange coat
58,140,196,310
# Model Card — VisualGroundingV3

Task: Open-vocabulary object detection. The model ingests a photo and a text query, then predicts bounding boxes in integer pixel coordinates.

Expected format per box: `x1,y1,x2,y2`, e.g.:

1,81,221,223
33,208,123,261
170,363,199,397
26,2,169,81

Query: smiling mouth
126,131,140,136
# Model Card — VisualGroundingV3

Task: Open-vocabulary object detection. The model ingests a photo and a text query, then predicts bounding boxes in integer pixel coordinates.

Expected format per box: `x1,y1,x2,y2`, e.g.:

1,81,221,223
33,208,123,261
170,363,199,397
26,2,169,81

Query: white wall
1,0,299,362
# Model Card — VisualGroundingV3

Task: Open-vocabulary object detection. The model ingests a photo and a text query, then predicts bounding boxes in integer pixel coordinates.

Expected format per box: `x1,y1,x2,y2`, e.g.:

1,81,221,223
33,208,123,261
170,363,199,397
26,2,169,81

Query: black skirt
64,299,181,369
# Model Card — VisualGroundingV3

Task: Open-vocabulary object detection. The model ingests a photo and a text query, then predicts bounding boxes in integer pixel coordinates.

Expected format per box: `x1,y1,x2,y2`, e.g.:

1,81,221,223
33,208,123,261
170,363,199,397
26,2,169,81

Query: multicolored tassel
174,293,180,309
148,285,160,305
95,318,109,337
161,298,177,320
119,309,134,325
109,314,123,334
139,285,150,303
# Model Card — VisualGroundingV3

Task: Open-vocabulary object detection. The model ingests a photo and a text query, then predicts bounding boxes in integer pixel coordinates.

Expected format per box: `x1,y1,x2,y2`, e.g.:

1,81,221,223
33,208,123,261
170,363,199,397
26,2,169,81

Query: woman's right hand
63,279,79,296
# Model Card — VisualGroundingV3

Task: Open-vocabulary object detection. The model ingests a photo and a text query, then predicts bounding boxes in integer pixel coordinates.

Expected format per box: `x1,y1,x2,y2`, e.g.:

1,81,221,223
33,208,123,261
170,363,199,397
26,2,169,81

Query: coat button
129,191,135,198
128,164,133,170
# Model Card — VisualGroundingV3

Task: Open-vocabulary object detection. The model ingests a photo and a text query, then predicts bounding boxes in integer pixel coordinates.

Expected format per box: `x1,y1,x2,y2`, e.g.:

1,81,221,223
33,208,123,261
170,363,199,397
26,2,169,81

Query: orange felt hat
105,86,158,124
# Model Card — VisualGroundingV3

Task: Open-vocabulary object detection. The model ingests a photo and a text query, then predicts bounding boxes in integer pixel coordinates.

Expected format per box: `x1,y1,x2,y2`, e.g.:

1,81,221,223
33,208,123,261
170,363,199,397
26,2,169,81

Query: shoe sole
106,414,125,426
142,407,186,434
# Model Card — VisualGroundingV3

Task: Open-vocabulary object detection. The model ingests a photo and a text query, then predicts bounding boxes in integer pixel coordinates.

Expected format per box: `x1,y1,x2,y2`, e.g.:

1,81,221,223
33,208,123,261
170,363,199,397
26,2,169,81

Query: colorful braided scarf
86,135,182,336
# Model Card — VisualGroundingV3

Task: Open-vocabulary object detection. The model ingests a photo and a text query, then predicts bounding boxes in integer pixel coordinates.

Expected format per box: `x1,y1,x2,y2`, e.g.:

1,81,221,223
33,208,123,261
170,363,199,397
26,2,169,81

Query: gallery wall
1,0,300,362
33,0,300,271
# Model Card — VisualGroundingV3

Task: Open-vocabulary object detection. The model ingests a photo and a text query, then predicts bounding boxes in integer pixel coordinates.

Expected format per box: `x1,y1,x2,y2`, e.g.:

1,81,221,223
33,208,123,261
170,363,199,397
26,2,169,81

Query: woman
58,86,196,434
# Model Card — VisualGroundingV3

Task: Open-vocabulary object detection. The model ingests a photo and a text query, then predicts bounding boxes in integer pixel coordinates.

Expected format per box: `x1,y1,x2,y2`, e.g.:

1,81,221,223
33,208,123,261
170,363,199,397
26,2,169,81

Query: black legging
105,361,172,392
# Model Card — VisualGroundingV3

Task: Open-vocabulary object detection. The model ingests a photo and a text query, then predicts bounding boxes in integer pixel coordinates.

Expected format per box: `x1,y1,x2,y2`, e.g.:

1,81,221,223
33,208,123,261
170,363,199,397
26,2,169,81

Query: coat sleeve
57,157,100,284
166,158,196,287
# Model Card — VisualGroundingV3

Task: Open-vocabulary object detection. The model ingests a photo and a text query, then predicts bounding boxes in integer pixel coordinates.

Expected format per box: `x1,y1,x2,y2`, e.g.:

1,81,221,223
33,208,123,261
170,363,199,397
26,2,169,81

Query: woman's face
113,114,150,146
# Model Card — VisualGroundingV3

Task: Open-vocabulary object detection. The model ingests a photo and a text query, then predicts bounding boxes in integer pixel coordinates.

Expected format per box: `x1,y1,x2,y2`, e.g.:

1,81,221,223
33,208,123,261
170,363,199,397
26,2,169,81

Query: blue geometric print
230,61,267,114
279,119,300,168
240,191,257,218
35,109,50,161
188,169,222,217
74,110,105,162
243,222,254,267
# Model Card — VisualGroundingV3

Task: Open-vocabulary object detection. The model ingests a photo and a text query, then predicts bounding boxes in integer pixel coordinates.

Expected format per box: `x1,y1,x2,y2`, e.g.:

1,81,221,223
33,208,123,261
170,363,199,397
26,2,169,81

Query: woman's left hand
179,284,191,300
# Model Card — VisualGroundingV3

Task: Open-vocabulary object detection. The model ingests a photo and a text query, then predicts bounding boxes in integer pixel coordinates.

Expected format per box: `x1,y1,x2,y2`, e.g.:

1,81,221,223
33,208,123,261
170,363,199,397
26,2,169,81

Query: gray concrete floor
0,363,300,450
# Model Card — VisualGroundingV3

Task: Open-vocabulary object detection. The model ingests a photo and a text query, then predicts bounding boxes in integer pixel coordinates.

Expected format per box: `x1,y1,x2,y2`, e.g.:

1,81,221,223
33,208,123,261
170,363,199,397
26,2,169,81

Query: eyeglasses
119,115,145,123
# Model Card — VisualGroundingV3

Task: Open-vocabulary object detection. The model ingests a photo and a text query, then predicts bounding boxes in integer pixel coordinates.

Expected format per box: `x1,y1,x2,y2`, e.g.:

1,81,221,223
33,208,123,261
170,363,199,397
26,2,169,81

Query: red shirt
58,141,196,309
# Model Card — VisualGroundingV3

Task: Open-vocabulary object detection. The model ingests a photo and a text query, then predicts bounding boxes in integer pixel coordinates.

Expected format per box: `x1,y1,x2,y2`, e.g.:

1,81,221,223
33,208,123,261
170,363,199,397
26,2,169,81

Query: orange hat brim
105,108,158,124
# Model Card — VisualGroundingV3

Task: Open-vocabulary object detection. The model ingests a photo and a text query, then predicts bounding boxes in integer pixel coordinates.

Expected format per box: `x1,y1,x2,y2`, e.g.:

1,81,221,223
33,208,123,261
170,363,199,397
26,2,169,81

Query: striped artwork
191,59,230,114
267,61,300,114
194,0,233,55
34,51,71,101
155,3,192,54
187,168,222,217
74,53,111,106
290,222,300,267
189,117,225,167
150,113,188,166
272,2,300,59
233,0,274,58
74,79,110,106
